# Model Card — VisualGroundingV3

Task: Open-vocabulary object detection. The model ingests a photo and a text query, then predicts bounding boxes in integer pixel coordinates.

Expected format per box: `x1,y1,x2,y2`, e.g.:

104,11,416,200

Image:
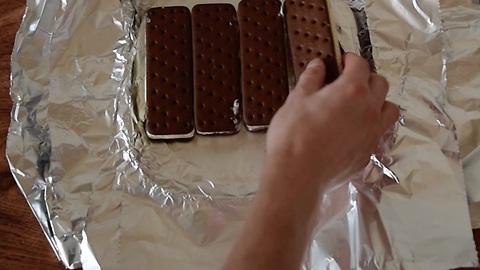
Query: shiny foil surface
439,0,480,228
6,0,479,269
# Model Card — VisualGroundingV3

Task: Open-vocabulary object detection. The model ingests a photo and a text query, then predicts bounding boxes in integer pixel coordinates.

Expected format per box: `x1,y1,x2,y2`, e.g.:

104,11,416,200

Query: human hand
222,53,397,270
265,53,399,186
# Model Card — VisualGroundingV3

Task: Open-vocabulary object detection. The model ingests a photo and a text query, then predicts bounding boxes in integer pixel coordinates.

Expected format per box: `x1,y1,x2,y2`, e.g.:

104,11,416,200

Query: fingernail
307,58,323,69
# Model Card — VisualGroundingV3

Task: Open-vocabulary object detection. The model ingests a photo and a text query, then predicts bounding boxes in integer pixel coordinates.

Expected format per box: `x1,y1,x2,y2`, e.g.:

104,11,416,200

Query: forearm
222,54,399,270
222,158,325,270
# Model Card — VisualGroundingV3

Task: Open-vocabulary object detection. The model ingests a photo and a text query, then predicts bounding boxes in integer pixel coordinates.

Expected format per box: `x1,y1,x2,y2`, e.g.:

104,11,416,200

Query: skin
222,53,400,270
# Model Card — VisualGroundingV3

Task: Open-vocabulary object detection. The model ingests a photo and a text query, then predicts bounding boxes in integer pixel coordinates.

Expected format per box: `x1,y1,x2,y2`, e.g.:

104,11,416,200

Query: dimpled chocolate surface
238,0,289,130
145,6,194,139
192,4,241,135
284,0,340,83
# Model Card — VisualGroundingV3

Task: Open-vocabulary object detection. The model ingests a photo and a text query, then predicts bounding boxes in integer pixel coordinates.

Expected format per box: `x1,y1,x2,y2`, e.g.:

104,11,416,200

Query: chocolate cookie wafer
145,7,194,139
284,0,342,84
192,4,241,135
238,0,289,131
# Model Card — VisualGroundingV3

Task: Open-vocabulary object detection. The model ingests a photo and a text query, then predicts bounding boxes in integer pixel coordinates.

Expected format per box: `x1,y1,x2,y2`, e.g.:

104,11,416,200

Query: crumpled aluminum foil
6,0,479,269
439,0,480,228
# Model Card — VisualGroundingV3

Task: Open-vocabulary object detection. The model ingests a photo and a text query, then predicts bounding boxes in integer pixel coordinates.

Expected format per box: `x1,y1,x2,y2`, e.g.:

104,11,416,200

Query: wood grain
0,0,64,269
0,1,478,270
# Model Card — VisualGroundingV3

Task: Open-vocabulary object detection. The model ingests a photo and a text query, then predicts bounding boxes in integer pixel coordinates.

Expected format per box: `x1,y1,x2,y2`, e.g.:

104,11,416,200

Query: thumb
295,58,326,95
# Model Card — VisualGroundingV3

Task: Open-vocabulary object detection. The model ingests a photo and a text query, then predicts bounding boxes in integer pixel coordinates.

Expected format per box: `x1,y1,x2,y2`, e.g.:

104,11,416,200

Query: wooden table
0,1,478,269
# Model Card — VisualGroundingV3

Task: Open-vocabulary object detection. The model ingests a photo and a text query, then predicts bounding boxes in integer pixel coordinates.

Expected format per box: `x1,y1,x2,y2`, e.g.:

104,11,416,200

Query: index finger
340,53,370,83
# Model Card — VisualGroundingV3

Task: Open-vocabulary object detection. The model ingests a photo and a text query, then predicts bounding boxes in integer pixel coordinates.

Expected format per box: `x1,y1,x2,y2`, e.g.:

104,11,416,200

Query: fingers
369,73,389,104
379,101,400,131
295,58,326,95
341,53,370,83
365,101,398,160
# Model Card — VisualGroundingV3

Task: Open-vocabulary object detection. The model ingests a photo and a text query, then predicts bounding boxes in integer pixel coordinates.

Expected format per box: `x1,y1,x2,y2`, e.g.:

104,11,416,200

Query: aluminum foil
6,0,479,269
439,0,480,228
8,0,137,268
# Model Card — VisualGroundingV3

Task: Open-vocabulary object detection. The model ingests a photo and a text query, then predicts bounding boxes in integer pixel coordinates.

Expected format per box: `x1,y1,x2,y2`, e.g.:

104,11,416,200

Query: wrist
262,152,330,190
257,155,328,220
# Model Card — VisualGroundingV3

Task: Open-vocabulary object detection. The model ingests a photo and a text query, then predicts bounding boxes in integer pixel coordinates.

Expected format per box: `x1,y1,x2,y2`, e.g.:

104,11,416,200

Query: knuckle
380,76,389,89
346,81,369,98
364,105,380,125
373,74,389,90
